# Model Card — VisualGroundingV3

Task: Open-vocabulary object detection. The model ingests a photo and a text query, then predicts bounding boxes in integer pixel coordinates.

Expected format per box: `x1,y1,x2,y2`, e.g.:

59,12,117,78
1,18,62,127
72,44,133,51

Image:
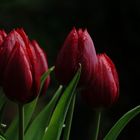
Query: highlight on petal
0,30,7,46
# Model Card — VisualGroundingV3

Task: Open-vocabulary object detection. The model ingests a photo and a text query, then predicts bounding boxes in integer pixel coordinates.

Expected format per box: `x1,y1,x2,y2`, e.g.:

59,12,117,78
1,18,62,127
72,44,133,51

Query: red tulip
82,53,119,108
55,28,98,86
0,28,49,103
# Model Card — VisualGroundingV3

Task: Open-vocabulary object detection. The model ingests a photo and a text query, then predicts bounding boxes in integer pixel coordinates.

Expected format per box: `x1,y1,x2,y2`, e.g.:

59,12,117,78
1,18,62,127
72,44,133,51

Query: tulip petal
26,41,40,101
55,28,98,87
0,30,26,80
78,29,98,85
55,28,79,84
98,54,119,104
31,40,50,95
2,30,26,51
4,42,33,103
16,28,30,48
82,53,119,108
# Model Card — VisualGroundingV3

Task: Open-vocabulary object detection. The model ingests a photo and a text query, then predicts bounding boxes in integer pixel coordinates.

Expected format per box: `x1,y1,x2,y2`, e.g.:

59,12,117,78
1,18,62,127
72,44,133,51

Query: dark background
1,0,140,139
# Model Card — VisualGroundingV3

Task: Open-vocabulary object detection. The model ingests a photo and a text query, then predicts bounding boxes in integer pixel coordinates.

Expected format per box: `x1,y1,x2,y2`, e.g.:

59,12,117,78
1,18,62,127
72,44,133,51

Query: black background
1,0,140,139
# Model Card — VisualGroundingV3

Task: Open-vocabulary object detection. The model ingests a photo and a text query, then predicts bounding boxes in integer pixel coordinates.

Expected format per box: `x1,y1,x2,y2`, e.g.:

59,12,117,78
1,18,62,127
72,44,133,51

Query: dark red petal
55,28,98,87
82,53,119,108
2,30,26,50
102,54,119,97
4,43,33,103
16,28,29,48
0,29,26,69
78,29,98,85
98,54,119,103
27,42,40,99
31,40,50,95
0,29,27,85
55,28,78,84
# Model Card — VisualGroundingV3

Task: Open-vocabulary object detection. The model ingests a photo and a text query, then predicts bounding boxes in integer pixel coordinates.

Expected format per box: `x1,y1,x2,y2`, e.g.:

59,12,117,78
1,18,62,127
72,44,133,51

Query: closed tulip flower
82,53,119,108
55,28,98,86
0,28,49,103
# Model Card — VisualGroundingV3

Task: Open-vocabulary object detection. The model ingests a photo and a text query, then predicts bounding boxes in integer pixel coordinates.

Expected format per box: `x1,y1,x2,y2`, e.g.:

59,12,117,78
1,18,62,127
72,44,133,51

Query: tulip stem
91,110,101,140
18,103,24,140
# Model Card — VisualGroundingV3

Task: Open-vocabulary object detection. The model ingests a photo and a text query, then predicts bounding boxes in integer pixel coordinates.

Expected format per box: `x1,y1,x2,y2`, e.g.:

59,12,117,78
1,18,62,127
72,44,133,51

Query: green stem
92,110,101,140
18,103,24,140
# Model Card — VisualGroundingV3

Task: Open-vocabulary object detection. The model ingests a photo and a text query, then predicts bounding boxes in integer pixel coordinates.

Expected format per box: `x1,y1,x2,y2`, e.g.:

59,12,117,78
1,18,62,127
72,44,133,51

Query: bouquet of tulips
0,28,140,140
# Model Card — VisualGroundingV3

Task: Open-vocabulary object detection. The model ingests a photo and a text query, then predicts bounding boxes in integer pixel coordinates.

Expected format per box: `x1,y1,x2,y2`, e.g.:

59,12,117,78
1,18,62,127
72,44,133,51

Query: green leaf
0,88,7,129
25,85,63,140
104,105,140,140
0,103,6,125
40,66,55,91
62,93,76,140
42,66,81,140
5,66,54,140
5,98,38,140
0,135,6,140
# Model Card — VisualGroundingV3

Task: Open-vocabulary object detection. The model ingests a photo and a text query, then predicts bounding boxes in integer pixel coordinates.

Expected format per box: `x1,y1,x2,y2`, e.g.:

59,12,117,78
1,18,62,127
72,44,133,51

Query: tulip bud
30,40,50,95
0,28,49,103
82,53,119,108
55,28,98,87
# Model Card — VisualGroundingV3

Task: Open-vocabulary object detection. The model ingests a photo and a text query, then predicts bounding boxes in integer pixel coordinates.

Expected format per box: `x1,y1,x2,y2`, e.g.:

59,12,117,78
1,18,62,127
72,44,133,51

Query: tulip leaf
0,135,6,140
42,66,81,140
0,103,6,126
62,93,76,140
0,89,7,129
25,66,55,130
40,66,54,90
104,105,140,140
5,66,54,140
24,85,63,140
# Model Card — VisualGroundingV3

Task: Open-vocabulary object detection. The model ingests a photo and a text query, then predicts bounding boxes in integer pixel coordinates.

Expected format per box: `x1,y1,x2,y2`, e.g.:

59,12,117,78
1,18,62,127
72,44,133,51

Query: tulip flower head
0,28,50,103
82,53,119,108
55,28,98,87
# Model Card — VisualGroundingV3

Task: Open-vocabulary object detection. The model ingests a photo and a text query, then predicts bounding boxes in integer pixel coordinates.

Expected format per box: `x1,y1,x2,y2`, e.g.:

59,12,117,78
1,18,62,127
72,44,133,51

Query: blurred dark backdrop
1,0,140,139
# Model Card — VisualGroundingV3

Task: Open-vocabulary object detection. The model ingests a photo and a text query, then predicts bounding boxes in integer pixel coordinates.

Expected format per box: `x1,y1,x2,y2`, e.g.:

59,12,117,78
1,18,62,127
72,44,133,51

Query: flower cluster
55,28,119,108
0,27,119,109
2,27,140,140
0,29,50,104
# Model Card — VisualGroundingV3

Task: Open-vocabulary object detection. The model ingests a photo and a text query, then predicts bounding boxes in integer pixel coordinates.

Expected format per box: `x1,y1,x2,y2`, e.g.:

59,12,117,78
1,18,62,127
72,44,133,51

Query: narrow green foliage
62,93,76,140
42,66,81,140
25,85,63,140
104,105,140,140
5,66,54,140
